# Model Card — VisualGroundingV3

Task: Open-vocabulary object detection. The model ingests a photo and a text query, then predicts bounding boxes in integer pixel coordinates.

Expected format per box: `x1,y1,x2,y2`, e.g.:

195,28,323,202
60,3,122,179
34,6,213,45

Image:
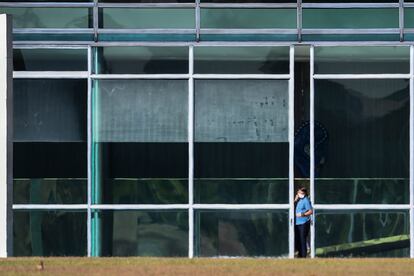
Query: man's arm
297,199,313,217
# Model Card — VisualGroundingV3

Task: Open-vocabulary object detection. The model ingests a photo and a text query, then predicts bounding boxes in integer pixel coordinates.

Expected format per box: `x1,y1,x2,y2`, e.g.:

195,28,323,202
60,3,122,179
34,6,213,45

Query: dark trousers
295,220,310,258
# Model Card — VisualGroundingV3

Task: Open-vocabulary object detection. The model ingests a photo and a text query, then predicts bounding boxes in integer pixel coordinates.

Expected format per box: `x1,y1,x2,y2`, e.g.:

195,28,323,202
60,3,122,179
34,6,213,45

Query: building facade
0,0,414,258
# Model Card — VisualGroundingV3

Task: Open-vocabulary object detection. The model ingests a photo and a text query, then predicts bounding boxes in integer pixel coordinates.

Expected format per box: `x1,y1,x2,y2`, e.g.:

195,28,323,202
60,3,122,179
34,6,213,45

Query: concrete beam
0,13,13,258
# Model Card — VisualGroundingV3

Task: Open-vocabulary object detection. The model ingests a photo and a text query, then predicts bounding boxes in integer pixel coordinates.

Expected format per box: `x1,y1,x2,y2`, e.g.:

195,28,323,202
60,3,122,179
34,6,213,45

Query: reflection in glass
101,8,195,29
14,179,87,204
195,210,289,257
200,8,296,29
14,211,87,256
314,46,410,74
194,46,289,74
316,179,408,204
303,8,399,29
315,210,409,257
195,179,288,204
95,46,188,74
0,8,92,28
92,80,188,204
314,79,409,204
194,79,289,204
97,210,188,256
14,49,88,71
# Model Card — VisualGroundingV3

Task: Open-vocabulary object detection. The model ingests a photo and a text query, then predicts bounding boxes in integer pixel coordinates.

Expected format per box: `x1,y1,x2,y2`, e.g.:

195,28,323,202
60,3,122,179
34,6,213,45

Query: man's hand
296,212,302,217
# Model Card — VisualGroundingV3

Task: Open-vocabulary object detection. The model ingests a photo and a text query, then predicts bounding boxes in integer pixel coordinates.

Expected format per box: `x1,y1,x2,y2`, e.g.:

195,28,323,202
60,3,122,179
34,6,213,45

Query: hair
297,187,308,196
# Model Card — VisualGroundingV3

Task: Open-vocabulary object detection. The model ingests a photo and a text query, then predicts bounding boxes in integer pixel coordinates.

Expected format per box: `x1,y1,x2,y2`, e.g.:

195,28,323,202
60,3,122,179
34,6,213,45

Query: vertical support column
410,45,413,258
309,45,315,258
87,46,92,257
0,14,13,258
93,0,99,42
288,45,295,259
195,0,200,42
399,0,404,42
91,47,101,257
188,45,194,258
297,0,302,42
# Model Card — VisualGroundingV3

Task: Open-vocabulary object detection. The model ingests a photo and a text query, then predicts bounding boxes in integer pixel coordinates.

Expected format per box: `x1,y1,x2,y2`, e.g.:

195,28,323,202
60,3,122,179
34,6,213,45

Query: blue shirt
295,196,313,225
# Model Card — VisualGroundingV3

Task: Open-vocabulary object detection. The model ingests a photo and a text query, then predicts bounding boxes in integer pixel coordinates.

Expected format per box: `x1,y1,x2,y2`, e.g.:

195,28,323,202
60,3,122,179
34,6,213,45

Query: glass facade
3,0,414,259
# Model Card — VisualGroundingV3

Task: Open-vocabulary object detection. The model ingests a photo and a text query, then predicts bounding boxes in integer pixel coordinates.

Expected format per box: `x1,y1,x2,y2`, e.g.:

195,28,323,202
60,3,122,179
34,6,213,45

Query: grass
0,258,413,276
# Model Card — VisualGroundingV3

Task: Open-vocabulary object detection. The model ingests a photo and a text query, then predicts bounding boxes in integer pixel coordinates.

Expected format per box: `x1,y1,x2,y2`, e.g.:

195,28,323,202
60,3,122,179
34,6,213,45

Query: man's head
297,187,308,199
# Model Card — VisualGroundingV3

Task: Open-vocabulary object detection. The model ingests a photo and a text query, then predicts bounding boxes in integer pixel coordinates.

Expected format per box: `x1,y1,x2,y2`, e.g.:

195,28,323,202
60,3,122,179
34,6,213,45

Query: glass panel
14,142,87,182
405,8,414,28
14,49,87,71
315,210,410,257
101,8,195,29
314,79,409,204
14,210,87,256
0,8,92,28
14,79,87,142
195,80,288,142
303,8,399,29
14,179,87,204
95,46,188,74
194,79,289,203
200,8,296,29
13,79,87,204
314,46,410,74
95,210,188,256
194,46,289,74
195,179,288,204
195,210,289,257
94,80,187,142
92,80,188,204
316,179,409,204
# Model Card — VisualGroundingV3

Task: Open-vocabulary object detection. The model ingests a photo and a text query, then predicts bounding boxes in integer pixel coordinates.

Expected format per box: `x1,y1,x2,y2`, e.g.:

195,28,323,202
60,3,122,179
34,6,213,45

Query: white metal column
87,46,93,257
410,45,414,258
0,14,13,258
288,45,295,258
188,45,195,258
309,45,315,258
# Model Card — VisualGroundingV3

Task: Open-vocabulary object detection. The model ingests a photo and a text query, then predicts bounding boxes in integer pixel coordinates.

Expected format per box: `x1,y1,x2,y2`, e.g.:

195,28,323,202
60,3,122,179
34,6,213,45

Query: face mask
298,194,305,199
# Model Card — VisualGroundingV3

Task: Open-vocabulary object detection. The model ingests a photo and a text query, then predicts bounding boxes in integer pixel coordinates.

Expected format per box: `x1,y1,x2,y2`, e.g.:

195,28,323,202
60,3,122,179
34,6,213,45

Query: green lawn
0,258,413,276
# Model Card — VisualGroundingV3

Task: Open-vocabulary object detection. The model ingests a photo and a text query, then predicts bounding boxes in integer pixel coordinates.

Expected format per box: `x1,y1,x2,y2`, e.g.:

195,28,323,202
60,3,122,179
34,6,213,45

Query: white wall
0,13,13,258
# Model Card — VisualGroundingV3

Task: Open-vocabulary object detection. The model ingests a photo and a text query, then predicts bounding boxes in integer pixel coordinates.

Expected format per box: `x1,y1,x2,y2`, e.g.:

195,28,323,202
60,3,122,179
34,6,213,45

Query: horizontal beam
98,3,195,8
302,28,399,35
314,204,410,210
0,2,93,8
201,28,297,34
91,74,190,79
92,204,189,210
302,3,399,8
14,71,89,79
314,73,410,79
192,74,291,79
14,28,93,34
98,29,195,34
13,204,87,210
193,204,290,209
